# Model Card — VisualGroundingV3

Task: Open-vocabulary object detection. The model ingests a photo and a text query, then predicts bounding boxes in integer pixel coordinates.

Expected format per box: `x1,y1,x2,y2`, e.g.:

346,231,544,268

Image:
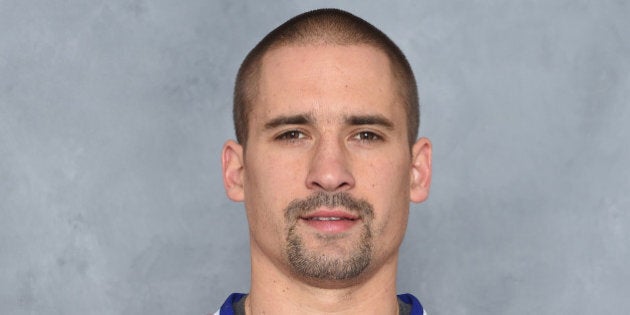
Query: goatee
284,192,374,280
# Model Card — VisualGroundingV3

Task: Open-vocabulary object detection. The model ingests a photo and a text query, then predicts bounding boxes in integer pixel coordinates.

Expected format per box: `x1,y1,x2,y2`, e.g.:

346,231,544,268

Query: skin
222,44,432,315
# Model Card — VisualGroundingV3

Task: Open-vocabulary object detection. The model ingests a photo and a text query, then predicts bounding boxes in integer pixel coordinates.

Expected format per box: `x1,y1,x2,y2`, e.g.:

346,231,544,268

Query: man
219,8,432,315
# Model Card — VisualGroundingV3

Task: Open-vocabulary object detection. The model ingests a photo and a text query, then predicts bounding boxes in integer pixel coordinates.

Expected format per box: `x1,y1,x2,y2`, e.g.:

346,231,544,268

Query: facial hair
284,192,375,280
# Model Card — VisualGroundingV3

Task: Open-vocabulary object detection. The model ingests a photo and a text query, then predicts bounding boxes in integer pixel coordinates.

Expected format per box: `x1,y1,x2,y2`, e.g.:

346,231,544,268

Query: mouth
307,217,352,221
299,210,360,233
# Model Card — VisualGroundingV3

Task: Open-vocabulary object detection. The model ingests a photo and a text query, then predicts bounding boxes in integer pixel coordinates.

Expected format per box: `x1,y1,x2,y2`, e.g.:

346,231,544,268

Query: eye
275,130,306,141
352,131,382,142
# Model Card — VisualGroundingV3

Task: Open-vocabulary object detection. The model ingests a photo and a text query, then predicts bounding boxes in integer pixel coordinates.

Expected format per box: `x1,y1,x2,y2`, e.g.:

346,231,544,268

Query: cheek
361,155,411,193
360,155,411,243
245,154,304,196
243,153,305,224
371,195,410,256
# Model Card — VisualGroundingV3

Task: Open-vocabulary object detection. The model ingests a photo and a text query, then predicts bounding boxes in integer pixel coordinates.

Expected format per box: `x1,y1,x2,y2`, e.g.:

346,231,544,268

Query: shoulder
397,293,427,315
214,293,247,315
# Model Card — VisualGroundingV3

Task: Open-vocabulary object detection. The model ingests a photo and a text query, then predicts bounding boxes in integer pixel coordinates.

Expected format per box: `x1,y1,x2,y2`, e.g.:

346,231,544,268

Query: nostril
307,173,354,192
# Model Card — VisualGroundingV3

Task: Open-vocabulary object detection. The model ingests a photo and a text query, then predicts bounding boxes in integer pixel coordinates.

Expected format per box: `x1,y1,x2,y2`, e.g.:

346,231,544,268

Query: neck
246,247,400,315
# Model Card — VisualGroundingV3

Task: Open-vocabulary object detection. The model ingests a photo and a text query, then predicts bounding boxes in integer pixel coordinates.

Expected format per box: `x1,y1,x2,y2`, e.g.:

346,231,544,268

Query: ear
222,140,245,202
410,137,432,203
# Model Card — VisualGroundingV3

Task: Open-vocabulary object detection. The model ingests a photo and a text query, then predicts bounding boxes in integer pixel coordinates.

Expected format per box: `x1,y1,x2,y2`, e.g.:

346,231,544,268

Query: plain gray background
1,1,629,314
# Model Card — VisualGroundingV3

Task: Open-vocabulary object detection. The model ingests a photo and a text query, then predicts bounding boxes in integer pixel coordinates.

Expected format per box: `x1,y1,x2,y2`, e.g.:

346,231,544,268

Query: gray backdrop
1,1,629,314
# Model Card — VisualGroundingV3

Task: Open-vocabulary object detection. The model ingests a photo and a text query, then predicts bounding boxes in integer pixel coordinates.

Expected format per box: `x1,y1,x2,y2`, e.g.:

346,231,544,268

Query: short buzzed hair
233,8,419,147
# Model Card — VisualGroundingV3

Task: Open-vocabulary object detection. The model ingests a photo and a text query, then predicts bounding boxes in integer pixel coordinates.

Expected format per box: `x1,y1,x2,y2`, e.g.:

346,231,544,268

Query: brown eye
276,130,306,141
353,131,381,142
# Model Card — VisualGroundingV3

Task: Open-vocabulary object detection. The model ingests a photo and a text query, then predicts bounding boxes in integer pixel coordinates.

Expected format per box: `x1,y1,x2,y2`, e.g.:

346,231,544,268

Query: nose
305,137,355,192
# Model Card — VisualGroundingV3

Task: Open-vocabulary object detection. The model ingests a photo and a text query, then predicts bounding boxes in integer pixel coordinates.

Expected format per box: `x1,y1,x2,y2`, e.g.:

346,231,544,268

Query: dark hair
233,8,419,146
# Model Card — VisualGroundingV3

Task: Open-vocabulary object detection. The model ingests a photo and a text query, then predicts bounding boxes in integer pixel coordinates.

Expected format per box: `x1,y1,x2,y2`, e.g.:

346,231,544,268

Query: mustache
284,192,374,222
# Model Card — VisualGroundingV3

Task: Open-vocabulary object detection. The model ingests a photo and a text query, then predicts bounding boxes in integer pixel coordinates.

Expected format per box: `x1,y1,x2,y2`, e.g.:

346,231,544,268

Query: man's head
233,8,419,147
222,8,431,287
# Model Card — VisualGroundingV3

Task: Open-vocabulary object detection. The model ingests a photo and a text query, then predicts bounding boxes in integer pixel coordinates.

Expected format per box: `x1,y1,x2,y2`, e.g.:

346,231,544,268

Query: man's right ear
222,140,245,202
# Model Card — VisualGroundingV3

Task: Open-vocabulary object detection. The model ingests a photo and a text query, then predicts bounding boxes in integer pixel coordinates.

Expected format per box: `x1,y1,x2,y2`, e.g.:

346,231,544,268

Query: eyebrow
264,113,315,129
346,115,394,130
263,113,395,130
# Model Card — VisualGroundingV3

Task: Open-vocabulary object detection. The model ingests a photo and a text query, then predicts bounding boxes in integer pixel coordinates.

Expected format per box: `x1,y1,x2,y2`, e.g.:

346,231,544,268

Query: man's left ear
410,137,432,203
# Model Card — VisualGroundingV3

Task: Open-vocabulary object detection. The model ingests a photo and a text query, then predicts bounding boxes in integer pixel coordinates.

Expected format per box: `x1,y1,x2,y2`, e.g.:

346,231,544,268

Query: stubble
284,192,375,280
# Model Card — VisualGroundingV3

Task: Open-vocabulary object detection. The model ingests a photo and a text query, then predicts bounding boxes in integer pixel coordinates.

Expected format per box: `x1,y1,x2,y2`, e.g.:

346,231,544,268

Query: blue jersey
215,292,426,315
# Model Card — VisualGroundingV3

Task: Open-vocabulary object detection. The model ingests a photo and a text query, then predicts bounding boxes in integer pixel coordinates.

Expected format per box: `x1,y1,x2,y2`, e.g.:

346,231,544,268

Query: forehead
252,44,403,123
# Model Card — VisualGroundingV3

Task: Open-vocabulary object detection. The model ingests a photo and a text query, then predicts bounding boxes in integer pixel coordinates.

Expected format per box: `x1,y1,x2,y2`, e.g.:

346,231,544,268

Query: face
222,44,431,285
